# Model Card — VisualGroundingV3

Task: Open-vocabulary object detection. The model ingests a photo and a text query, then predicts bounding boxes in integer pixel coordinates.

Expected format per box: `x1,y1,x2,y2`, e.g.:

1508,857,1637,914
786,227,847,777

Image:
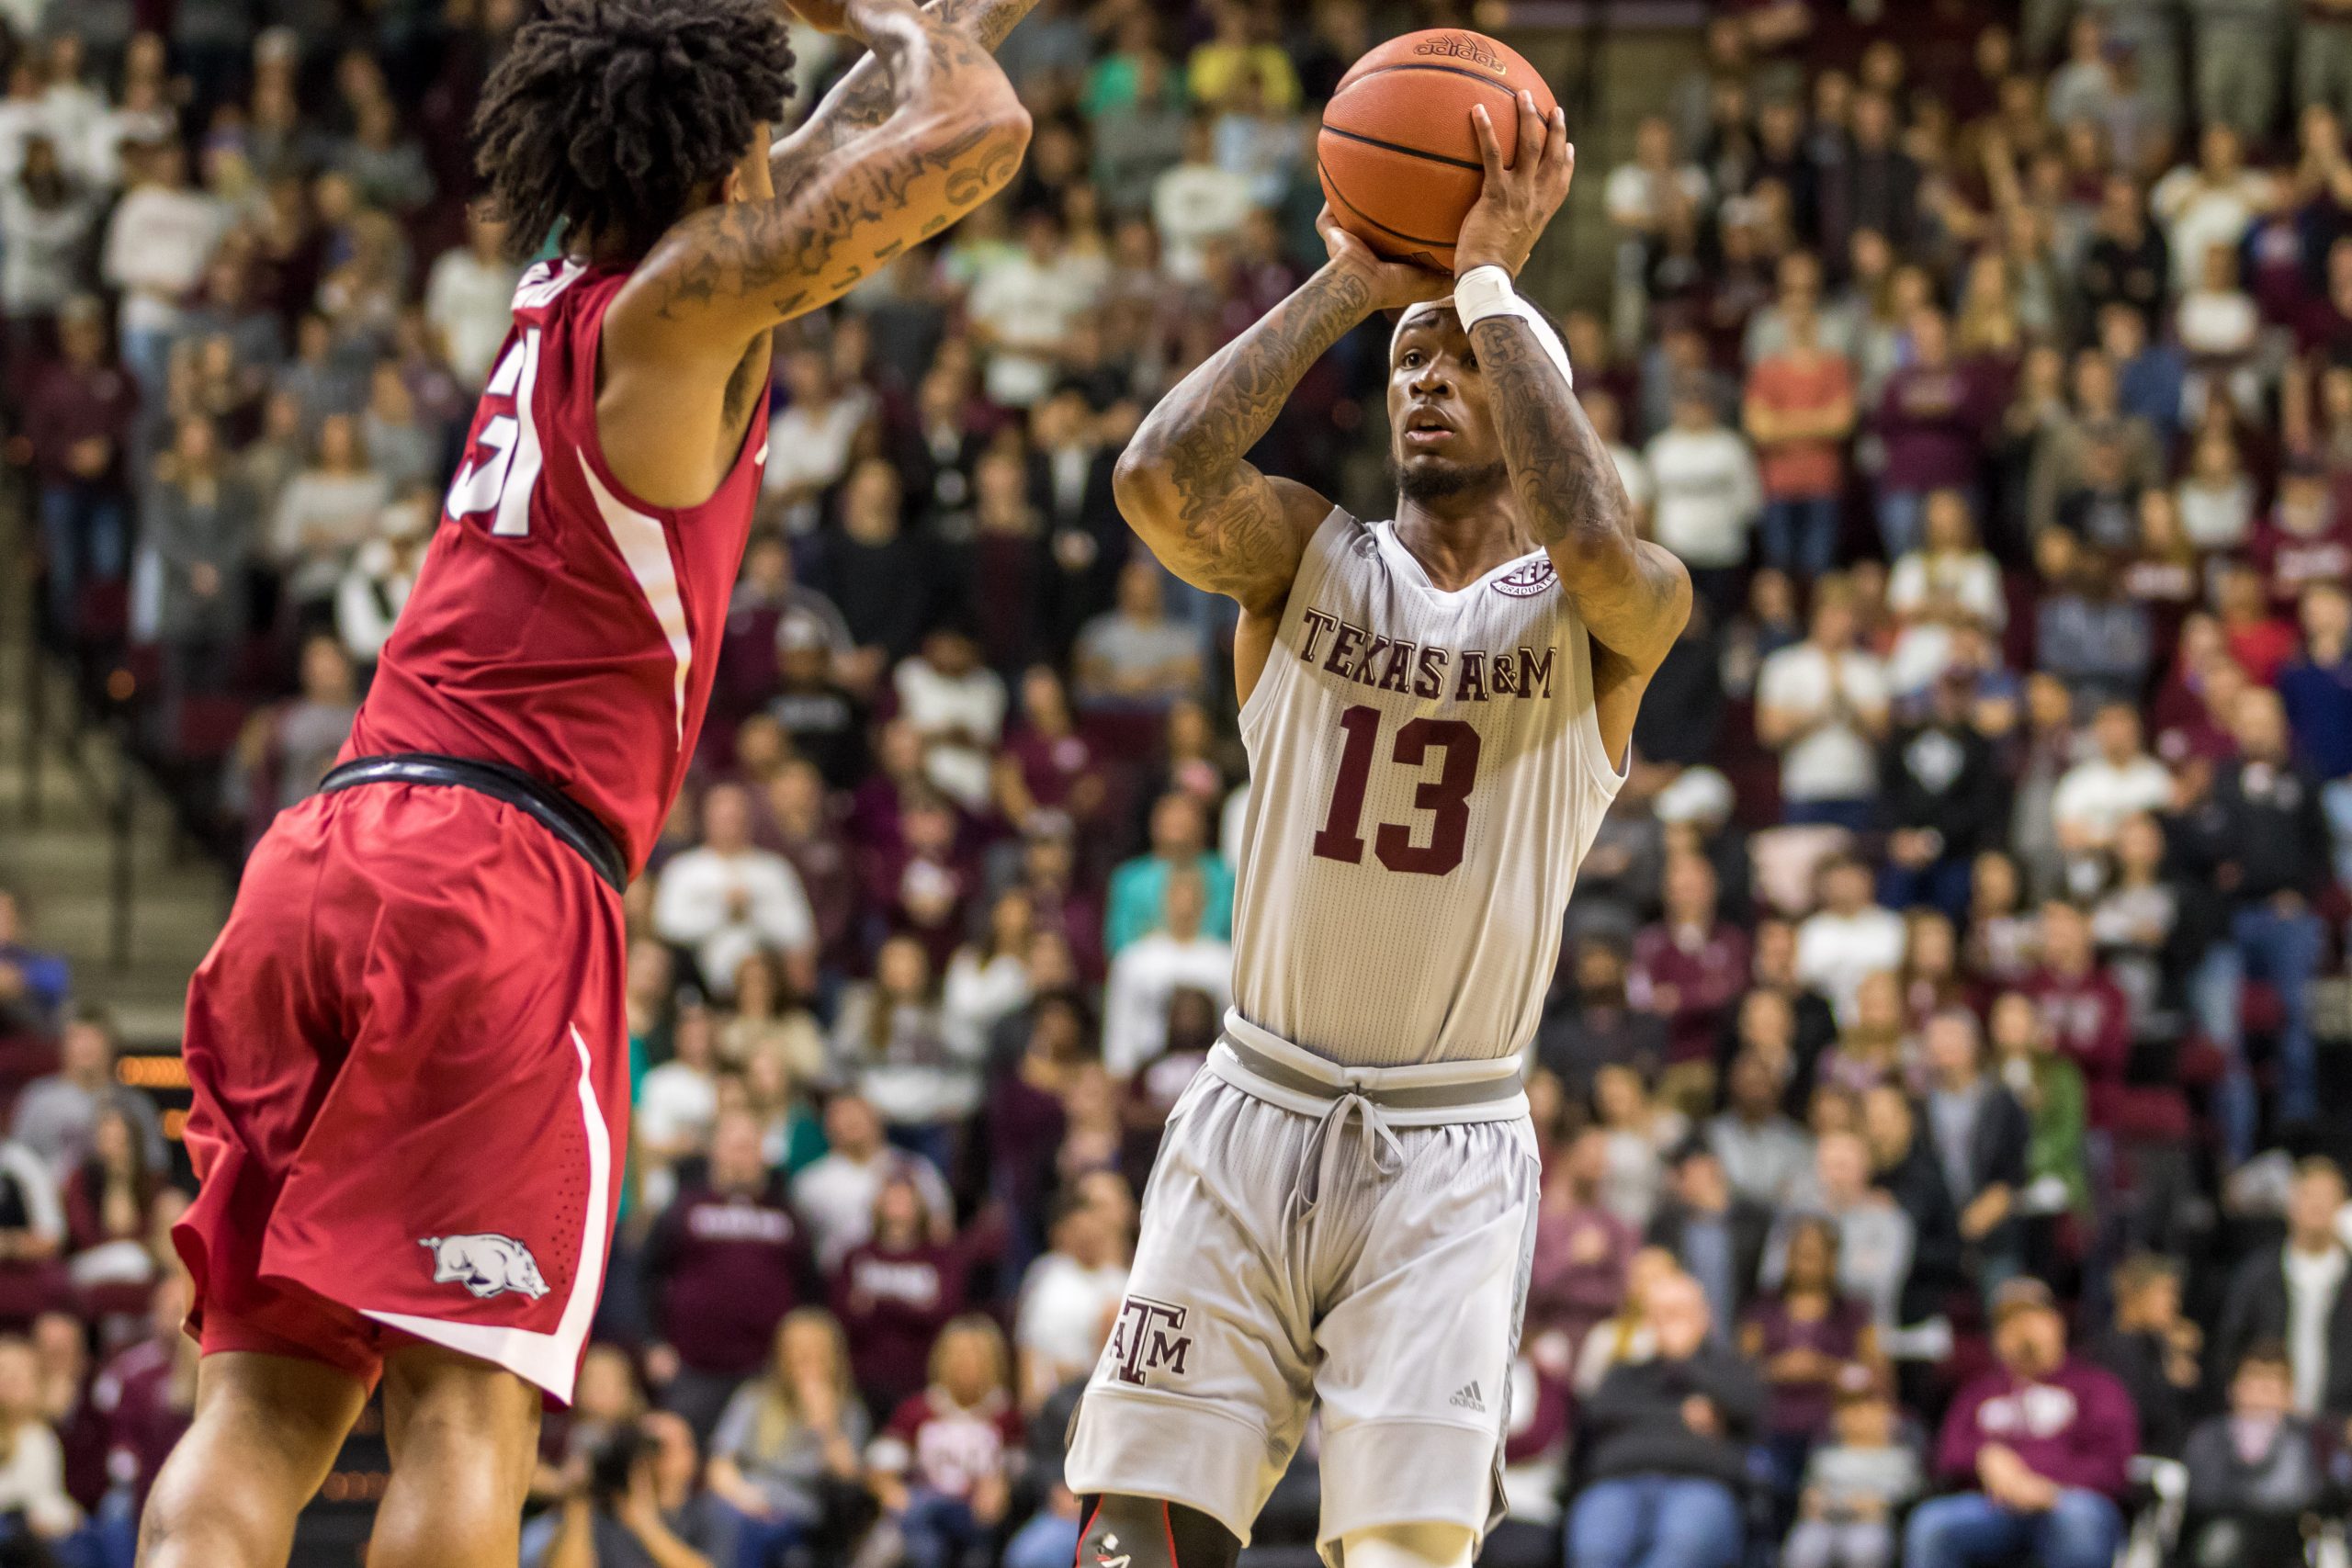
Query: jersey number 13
1310,703,1481,877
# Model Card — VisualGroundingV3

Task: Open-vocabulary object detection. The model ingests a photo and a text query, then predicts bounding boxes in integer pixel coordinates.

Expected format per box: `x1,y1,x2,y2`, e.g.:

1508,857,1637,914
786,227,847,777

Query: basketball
1317,28,1557,273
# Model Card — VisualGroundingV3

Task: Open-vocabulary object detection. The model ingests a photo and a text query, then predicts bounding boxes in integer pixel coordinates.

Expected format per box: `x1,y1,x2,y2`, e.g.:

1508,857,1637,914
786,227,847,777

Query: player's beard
1394,455,1510,504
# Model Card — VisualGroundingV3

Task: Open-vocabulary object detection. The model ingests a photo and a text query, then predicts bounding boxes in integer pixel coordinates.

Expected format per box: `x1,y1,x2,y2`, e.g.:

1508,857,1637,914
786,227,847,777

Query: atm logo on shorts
1104,1294,1193,1386
419,1233,551,1301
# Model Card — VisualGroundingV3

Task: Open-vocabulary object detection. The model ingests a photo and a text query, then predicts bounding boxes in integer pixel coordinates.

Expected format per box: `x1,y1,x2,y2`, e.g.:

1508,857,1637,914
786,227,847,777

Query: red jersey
345,259,769,875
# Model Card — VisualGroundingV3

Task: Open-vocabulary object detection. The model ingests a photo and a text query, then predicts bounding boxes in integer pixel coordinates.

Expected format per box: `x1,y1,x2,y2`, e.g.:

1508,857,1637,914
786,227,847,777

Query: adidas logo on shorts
1448,1382,1485,1413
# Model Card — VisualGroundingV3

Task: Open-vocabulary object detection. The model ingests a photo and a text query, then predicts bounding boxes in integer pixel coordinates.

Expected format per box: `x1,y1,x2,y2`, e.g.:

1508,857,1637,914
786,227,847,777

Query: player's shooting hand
1455,92,1574,278
1317,207,1452,314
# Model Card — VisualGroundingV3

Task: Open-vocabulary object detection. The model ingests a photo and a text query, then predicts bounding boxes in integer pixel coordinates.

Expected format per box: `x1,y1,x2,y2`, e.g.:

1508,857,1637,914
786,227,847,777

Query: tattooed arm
608,0,1029,362
767,0,1043,183
1470,317,1689,671
1114,214,1449,619
1456,92,1690,682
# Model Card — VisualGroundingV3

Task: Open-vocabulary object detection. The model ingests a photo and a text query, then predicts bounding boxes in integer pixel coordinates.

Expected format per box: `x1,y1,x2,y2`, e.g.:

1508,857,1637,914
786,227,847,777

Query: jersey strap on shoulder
319,753,627,894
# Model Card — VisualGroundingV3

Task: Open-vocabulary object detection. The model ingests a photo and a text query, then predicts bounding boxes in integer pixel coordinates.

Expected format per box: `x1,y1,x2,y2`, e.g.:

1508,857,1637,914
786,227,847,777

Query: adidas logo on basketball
1412,34,1506,74
1449,1382,1486,1412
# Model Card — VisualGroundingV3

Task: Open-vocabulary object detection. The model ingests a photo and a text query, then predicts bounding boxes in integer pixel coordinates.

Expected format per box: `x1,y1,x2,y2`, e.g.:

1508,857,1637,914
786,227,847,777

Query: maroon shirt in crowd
1631,920,1753,1064
22,356,135,491
1935,1356,2139,1500
89,1335,190,1512
831,1237,967,1412
2025,964,2132,1123
645,1177,817,1377
1875,360,1995,492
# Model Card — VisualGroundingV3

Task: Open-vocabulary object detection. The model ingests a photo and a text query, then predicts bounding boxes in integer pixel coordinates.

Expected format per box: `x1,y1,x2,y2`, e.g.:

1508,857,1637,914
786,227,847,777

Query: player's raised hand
1455,91,1574,278
1317,205,1453,313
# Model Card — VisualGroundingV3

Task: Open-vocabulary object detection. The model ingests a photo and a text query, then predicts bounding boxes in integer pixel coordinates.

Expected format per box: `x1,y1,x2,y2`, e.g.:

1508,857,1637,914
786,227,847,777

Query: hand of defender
1317,205,1452,313
1456,91,1574,278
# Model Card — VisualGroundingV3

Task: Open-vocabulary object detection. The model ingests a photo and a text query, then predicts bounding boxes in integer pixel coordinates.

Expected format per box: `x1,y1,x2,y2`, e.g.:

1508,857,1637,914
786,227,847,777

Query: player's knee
1337,1521,1478,1568
1078,1495,1239,1568
380,1346,541,1502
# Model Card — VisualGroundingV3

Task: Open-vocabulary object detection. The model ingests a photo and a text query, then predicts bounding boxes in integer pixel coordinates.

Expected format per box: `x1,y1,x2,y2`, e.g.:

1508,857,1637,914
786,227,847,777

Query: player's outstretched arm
1114,215,1448,615
1456,94,1690,677
611,0,1030,362
767,0,1043,180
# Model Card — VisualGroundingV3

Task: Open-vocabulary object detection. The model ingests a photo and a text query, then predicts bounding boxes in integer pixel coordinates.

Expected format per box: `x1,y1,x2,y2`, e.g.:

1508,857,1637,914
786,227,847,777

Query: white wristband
1451,265,1574,391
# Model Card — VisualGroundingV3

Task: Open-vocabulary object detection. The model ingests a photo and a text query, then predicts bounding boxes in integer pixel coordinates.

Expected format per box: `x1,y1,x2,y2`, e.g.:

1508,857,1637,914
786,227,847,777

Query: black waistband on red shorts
316,752,628,896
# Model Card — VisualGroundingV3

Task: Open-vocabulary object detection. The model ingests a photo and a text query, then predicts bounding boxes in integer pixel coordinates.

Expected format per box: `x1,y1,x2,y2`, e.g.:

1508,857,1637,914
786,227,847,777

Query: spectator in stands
1649,1140,1768,1336
1871,306,1993,559
868,1316,1023,1568
792,1093,952,1277
636,1000,722,1179
1566,1269,1762,1568
2091,1253,2203,1458
831,1171,965,1424
1878,671,2005,919
61,1104,159,1318
22,297,132,636
333,487,428,667
1708,1049,1814,1211
1538,935,1670,1101
1103,793,1232,956
1013,1180,1129,1411
531,1412,718,1568
1758,580,1891,829
229,633,360,814
1631,851,1750,1072
1904,1277,2137,1568
99,139,222,397
0,893,68,1043
1781,1383,1918,1568
2193,685,2332,1125
830,935,972,1161
2052,703,2174,864
1740,1212,1875,1505
2022,903,2133,1120
1073,558,1200,716
2280,581,2352,885
653,784,819,1004
2215,1156,2352,1419
1101,868,1230,1080
141,412,253,696
2178,1341,2324,1567
11,1009,162,1178
268,411,390,622
1794,857,1907,1026
1917,1009,2030,1294
705,1308,868,1568
1746,302,1855,583
1645,377,1761,614
643,1111,820,1438
1763,1131,1913,1333
896,624,1007,813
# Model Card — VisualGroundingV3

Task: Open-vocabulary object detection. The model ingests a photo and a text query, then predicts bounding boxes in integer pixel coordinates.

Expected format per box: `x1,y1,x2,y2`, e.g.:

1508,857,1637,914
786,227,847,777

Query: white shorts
1064,1018,1540,1553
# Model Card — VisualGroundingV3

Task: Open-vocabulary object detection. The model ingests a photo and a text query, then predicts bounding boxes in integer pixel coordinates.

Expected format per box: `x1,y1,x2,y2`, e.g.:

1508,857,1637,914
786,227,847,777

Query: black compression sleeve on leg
1076,1495,1240,1568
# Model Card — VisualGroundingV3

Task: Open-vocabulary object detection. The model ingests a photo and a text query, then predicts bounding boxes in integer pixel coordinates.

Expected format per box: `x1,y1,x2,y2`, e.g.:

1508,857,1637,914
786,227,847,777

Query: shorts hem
1316,1417,1501,1548
1064,1384,1283,1546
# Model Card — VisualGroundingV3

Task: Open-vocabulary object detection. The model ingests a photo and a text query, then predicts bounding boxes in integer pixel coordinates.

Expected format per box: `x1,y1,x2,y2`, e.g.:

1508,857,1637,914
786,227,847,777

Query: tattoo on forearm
1470,314,1684,650
1141,265,1370,591
1467,316,1632,552
651,2,1021,329
775,0,1042,176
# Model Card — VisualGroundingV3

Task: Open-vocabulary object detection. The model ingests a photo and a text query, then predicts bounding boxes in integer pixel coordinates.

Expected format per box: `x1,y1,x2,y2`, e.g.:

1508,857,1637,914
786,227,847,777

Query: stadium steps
0,624,230,1054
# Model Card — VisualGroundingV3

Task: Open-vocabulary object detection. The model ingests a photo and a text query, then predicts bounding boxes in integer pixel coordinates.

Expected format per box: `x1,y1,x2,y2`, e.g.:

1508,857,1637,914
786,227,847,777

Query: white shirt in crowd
763,385,877,523
894,658,1007,811
1149,160,1254,283
792,1147,955,1272
2283,1242,2348,1416
1102,931,1234,1078
2051,754,2175,848
651,844,817,999
636,1058,718,1162
941,950,1033,1059
1795,905,1908,1024
1015,1250,1130,1391
424,245,524,389
2177,475,2255,550
1887,547,2007,631
966,245,1105,408
101,182,226,337
1756,642,1891,803
1645,425,1762,570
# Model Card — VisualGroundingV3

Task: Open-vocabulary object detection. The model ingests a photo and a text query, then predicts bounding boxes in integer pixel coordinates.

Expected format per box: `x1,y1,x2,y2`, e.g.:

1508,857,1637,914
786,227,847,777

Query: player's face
1388,313,1507,500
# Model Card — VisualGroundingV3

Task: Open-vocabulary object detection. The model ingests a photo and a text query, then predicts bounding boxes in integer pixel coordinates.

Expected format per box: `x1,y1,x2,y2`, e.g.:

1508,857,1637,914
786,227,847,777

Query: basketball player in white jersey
1063,91,1691,1568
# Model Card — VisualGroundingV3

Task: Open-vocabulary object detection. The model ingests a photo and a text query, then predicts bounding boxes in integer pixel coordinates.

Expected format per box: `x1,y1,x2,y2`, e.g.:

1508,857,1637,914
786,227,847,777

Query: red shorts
174,781,628,1403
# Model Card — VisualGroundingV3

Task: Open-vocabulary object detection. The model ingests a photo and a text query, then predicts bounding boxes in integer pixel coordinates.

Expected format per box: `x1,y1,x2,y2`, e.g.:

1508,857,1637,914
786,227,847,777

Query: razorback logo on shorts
1491,558,1557,598
419,1233,551,1300
1414,32,1506,74
1104,1294,1193,1385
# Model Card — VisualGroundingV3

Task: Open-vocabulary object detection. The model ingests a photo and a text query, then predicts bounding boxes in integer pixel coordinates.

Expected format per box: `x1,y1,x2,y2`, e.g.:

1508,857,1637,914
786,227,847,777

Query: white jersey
1230,510,1627,1069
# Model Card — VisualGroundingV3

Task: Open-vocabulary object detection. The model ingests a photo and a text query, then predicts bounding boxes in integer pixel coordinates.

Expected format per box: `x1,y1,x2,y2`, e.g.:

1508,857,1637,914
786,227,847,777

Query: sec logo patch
1492,558,1557,598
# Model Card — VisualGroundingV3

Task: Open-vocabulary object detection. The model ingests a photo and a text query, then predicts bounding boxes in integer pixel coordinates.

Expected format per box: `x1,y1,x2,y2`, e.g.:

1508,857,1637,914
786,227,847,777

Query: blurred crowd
17,0,2352,1563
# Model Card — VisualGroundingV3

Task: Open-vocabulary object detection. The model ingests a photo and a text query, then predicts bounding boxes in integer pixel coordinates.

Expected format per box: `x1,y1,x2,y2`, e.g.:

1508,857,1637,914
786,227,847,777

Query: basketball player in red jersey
137,0,1034,1562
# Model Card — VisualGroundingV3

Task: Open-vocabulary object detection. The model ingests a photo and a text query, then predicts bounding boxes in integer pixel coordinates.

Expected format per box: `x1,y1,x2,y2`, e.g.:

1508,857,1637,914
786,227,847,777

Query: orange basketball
1317,29,1556,273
